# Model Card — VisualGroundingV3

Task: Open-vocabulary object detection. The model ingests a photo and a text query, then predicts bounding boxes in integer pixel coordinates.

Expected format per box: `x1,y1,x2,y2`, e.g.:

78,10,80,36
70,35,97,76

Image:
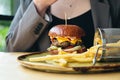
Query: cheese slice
56,37,81,44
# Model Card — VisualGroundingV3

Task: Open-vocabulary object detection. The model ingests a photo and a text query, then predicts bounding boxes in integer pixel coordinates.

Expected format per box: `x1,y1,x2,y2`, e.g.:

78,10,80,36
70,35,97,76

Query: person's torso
37,9,95,52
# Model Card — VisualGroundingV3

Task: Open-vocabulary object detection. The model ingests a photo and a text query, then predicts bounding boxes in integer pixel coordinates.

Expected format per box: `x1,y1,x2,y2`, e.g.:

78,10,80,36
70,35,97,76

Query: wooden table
0,52,120,80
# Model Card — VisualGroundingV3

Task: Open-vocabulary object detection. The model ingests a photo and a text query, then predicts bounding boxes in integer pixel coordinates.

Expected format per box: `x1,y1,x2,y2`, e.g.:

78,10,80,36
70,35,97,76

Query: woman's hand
33,0,57,16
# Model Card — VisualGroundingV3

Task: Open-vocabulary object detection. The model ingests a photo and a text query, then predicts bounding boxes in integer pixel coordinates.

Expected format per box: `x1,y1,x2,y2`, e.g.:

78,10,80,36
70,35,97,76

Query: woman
6,0,120,52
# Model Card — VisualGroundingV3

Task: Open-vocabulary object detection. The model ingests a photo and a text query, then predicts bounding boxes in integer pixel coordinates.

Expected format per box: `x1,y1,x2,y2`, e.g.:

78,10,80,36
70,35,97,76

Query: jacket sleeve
109,0,120,28
6,0,48,52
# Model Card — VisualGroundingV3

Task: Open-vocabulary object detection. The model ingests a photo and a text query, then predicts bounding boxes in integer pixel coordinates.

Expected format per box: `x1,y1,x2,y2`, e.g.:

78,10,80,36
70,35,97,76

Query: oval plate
18,52,120,73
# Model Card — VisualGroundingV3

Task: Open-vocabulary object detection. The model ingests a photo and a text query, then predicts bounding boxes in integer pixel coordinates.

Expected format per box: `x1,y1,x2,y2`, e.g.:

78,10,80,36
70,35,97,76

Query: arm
6,0,56,52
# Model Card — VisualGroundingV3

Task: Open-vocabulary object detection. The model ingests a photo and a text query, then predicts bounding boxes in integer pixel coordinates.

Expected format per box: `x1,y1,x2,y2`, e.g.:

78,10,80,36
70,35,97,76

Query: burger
47,24,87,54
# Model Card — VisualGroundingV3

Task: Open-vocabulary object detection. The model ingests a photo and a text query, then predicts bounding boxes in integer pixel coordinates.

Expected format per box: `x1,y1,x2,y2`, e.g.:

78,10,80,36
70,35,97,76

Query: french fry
29,53,87,62
28,40,120,67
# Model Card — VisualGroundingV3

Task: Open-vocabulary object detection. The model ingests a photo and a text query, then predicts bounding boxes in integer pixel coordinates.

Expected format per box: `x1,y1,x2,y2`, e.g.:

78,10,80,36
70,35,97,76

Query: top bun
48,24,85,38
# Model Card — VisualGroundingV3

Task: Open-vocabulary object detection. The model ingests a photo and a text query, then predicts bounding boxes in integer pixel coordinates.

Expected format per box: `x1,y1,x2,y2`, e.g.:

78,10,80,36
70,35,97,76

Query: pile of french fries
29,40,120,67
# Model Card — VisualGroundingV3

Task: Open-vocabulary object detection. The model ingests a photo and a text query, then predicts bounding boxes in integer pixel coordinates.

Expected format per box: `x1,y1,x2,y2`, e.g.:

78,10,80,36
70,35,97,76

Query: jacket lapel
90,0,111,30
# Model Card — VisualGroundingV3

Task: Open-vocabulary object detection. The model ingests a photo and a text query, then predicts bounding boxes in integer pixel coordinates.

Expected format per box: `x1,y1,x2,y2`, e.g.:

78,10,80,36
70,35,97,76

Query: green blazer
6,0,120,52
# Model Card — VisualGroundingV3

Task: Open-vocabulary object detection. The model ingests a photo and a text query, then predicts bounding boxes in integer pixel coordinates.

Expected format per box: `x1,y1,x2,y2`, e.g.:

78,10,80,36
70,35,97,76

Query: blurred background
0,0,19,51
